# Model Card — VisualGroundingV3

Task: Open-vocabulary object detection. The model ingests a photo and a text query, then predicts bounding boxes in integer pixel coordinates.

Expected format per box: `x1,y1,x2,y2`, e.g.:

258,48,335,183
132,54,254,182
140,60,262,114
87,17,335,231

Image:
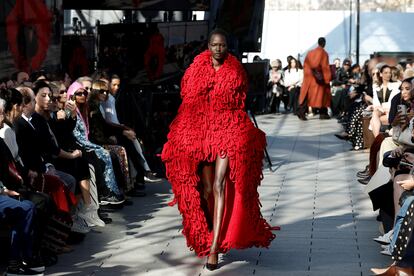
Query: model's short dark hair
208,28,228,43
111,74,120,81
32,80,50,96
0,88,23,113
317,37,326,47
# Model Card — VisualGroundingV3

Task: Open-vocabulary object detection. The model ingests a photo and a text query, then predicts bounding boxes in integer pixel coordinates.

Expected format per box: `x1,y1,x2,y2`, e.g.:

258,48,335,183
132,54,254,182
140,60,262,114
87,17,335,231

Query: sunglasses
74,91,88,97
91,88,108,94
59,90,67,94
84,87,91,91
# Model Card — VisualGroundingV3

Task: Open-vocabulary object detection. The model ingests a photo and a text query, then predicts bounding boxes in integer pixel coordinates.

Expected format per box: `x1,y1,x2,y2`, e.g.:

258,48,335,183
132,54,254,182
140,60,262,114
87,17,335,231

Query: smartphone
400,161,413,167
398,104,407,115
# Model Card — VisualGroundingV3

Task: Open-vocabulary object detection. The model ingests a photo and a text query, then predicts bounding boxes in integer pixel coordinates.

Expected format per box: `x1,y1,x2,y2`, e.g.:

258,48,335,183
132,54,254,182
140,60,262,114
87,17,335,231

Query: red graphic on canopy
6,0,52,72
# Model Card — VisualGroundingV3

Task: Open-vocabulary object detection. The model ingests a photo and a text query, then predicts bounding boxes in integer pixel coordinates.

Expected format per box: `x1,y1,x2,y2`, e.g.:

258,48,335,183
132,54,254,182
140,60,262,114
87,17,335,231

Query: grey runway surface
47,113,390,276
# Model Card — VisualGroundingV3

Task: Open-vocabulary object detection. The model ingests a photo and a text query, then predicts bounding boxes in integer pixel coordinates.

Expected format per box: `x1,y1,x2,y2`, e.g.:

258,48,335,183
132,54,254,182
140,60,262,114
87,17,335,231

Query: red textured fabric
6,0,52,72
35,174,77,213
162,50,276,257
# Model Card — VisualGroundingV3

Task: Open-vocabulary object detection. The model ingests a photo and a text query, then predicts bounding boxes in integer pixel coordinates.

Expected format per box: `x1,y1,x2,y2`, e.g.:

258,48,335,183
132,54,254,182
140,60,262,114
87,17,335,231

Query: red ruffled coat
162,50,275,257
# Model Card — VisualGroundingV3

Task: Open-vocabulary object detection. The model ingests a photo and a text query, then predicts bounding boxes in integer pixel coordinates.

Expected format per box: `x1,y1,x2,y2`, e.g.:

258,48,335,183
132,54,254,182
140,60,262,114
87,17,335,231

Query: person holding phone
67,81,124,205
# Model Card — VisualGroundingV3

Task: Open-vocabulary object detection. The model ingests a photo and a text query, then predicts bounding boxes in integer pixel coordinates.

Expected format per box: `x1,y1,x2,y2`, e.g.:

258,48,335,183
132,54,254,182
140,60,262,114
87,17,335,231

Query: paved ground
45,113,391,276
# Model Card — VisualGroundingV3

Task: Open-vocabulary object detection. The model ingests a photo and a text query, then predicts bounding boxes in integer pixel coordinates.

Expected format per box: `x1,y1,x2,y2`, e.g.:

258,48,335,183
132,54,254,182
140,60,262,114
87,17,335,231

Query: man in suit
298,37,332,120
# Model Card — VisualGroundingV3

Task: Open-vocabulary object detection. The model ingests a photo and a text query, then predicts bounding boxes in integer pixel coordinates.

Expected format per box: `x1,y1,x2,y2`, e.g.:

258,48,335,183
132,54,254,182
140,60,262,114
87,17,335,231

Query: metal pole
349,0,352,59
356,0,360,65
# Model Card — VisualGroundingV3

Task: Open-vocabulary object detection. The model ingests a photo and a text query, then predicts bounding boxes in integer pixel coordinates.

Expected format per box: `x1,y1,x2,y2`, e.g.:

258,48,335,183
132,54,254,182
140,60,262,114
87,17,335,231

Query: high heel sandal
205,262,218,271
206,253,218,271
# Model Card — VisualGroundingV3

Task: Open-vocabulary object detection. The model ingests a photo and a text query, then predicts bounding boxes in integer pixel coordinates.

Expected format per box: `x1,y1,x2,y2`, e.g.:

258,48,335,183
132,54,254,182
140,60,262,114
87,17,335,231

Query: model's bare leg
370,109,383,137
79,179,91,206
201,163,214,225
201,163,214,202
207,155,228,268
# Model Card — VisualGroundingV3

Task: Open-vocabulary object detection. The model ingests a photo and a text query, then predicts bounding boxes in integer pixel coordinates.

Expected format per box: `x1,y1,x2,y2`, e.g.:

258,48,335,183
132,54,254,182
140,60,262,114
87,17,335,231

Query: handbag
312,69,325,85
8,161,23,187
396,120,414,147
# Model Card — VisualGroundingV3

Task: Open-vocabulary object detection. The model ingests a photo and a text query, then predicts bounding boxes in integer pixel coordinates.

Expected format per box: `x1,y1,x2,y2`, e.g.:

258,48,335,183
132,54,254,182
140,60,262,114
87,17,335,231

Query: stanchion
248,110,273,169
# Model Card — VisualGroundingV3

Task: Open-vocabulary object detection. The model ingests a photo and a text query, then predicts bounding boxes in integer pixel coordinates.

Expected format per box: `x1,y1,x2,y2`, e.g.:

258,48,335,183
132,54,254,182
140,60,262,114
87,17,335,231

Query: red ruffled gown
162,50,275,257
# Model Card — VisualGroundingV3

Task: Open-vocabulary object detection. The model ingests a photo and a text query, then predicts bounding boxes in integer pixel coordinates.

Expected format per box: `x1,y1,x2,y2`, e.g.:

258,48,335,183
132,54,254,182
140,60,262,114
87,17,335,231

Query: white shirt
0,123,24,166
372,81,401,110
284,68,303,87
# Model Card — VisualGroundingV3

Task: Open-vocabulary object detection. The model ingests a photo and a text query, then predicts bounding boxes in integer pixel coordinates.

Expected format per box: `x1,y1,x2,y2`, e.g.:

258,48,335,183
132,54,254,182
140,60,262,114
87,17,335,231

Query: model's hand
403,152,414,164
123,129,136,140
65,100,77,117
3,189,19,197
71,149,82,159
391,147,404,158
57,109,66,120
364,95,373,104
349,91,357,99
397,179,414,190
27,170,38,186
365,105,374,111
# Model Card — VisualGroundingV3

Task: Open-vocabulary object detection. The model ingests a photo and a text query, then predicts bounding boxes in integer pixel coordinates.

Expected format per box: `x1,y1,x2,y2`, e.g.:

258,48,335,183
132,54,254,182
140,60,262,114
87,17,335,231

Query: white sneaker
71,215,90,234
78,207,105,227
307,112,314,117
373,229,393,245
327,107,333,117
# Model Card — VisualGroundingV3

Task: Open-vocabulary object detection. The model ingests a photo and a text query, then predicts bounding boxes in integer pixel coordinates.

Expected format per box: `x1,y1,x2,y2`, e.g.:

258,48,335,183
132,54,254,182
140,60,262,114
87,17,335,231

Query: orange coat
299,46,332,108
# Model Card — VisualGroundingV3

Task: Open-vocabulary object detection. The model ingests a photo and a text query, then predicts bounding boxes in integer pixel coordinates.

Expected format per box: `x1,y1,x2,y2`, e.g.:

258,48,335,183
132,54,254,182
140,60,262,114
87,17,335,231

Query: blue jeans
390,195,414,267
0,195,35,261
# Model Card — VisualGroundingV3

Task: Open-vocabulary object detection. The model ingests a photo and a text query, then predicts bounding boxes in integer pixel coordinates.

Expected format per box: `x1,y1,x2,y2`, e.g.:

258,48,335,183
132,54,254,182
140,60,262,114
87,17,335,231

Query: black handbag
312,69,325,85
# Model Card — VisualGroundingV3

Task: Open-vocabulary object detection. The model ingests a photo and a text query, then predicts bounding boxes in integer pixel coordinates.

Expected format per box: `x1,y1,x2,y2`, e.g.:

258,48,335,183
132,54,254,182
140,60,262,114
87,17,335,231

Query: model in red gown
162,30,276,268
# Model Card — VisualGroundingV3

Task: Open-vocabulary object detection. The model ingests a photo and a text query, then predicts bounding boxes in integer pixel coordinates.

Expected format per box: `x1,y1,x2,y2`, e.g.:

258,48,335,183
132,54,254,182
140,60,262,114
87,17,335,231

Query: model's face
17,72,29,84
401,81,412,101
35,87,51,111
208,34,228,62
74,89,87,104
82,81,92,93
0,107,4,128
49,89,60,112
110,79,120,95
97,88,108,102
381,68,392,82
58,84,67,104
290,59,297,68
11,103,23,122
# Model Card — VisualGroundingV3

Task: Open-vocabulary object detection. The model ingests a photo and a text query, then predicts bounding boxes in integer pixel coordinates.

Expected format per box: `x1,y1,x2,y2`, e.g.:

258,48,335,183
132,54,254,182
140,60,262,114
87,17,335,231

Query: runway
47,113,389,276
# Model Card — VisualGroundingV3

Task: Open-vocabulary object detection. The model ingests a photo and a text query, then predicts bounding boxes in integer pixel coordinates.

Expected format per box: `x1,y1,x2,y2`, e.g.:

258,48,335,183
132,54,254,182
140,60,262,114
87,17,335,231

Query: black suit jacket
14,115,45,173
